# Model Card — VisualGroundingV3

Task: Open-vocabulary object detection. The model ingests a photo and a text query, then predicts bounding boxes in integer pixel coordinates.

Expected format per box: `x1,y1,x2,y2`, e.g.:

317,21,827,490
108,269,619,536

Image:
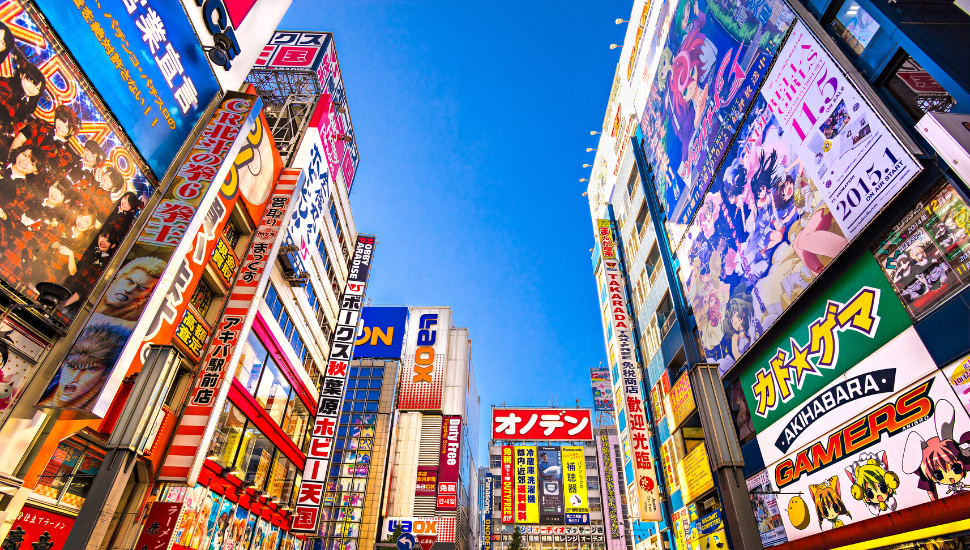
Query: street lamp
580,178,587,183
586,148,597,152
590,131,601,135
609,44,621,50
583,164,591,168
616,19,628,24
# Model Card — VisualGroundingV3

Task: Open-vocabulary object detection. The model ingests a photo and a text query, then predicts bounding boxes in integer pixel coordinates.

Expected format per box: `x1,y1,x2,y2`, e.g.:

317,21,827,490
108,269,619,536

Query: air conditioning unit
282,271,309,287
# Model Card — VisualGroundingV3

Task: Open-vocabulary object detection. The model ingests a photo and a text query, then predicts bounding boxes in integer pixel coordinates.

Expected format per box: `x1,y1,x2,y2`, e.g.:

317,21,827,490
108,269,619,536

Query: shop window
831,0,880,55
33,439,104,510
254,357,292,425
208,402,247,467
223,217,241,249
267,452,297,504
884,54,957,122
189,279,214,318
237,333,267,394
282,396,310,449
239,425,275,490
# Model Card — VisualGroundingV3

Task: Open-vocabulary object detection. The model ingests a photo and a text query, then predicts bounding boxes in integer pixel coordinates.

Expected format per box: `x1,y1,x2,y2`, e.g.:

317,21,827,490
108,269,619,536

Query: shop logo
413,314,438,383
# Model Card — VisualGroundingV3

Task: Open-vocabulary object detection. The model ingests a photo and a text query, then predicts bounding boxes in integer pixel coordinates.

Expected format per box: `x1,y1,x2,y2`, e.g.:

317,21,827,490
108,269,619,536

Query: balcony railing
648,265,663,288
660,313,676,339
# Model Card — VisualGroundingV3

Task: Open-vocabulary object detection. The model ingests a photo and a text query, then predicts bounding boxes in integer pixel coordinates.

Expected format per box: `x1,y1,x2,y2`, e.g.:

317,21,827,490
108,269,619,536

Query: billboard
599,434,621,539
255,31,331,72
291,234,376,533
871,179,970,320
381,517,456,549
483,472,493,550
665,372,695,432
638,0,796,247
492,408,594,441
398,307,451,410
416,467,438,497
590,368,614,412
35,0,219,179
437,416,462,511
676,442,714,504
310,36,360,192
3,505,75,550
537,446,564,524
739,255,912,434
36,93,259,417
562,446,589,525
285,130,329,275
502,446,514,523
514,446,539,524
355,306,409,359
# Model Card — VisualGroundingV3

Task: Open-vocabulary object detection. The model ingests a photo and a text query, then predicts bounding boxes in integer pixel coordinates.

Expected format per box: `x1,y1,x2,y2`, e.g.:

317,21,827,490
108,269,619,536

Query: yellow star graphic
787,337,817,388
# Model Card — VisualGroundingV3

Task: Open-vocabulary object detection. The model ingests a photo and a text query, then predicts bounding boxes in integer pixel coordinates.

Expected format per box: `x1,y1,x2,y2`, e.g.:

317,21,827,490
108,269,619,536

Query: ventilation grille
419,415,442,466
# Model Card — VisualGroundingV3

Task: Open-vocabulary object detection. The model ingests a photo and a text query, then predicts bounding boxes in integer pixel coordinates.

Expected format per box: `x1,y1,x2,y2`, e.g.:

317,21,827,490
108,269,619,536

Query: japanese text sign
416,467,438,497
676,443,714,504
665,373,696,433
514,446,539,523
600,435,621,538
35,0,220,178
437,416,462,510
492,408,593,441
2,505,75,550
286,131,329,275
562,446,589,525
310,36,360,191
502,446,514,523
134,502,182,550
597,220,616,260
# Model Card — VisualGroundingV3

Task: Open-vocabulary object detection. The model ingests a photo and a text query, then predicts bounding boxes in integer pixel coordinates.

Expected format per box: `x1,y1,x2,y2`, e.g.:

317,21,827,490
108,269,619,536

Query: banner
537,446,564,524
676,442,715,504
747,470,789,547
437,415,462,510
416,466,438,497
492,408,593,440
591,368,614,412
599,434,621,539
502,446,514,523
134,502,183,550
309,35,360,191
36,93,259,418
514,445,539,523
398,307,451,410
483,472,493,550
871,179,970,320
562,446,589,524
355,306,409,359
291,234,376,532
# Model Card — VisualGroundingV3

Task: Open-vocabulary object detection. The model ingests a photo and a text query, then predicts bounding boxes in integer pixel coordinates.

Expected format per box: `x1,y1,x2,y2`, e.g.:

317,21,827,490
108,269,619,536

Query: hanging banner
562,446,590,525
437,415,462,510
591,368,615,412
537,446,564,524
133,502,183,550
284,130,329,275
398,307,451,411
747,470,789,547
599,434,621,539
514,446,539,524
502,445,514,523
291,234,376,533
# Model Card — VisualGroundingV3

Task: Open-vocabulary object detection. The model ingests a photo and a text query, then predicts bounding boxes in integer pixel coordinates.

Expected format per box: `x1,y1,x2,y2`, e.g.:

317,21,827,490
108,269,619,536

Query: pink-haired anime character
903,399,970,499
669,12,717,178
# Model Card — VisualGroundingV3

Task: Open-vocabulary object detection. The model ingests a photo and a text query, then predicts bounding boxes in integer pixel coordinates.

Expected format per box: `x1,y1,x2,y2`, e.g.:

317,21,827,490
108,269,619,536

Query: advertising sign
672,508,689,550
562,446,590,525
598,220,662,521
502,446,514,523
483,472,493,550
0,505,75,550
285,130,329,275
35,0,219,178
514,445,539,523
398,307,451,411
134,501,183,550
944,354,970,418
416,466,438,497
158,168,299,483
597,219,617,260
381,517,456,549
355,306,409,359
871,179,970,319
758,369,970,542
291,234,376,533
36,93,259,418
762,21,921,239
537,446,564,524
309,36,360,192
492,408,594,441
591,367,614,412
256,31,331,72
437,415,462,510
638,0,796,246
676,442,715,504
740,255,912,433
599,434,621,539
747,470,789,547
665,372,696,432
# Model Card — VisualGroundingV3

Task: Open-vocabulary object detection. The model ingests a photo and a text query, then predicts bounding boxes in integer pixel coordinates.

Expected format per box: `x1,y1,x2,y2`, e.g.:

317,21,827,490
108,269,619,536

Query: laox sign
388,520,439,534
413,313,439,383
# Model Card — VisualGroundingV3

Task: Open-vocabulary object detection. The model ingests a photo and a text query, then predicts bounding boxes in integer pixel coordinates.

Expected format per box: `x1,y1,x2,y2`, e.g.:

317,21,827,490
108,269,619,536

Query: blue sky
280,1,630,460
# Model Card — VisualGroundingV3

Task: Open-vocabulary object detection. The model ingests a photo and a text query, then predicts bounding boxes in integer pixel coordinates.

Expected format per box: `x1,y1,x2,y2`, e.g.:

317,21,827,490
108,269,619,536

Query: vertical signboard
514,446,539,524
415,467,438,497
291,234,377,533
502,446,514,523
482,472,493,550
437,416,462,510
133,502,183,550
311,38,360,192
562,446,589,525
597,220,662,521
599,435,621,539
537,446,564,524
398,307,451,411
591,367,615,412
0,505,76,550
285,131,329,275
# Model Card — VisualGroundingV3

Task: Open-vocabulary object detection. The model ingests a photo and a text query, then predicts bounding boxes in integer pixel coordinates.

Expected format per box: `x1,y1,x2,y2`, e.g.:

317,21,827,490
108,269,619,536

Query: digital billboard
398,307,450,411
492,408,594,441
354,306,409,359
537,446,564,525
590,368,614,412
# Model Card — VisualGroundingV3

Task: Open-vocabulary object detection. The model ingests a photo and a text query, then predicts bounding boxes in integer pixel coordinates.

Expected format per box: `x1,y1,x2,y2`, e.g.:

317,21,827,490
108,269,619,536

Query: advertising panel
871,179,970,320
513,445,539,523
355,306,409,359
483,472,493,550
381,517,456,549
492,408,594,441
638,0,796,246
757,368,970,542
0,3,159,327
672,508,689,550
687,509,727,550
0,505,75,550
35,0,219,178
134,502,183,550
665,372,696,432
944,354,970,418
537,445,564,524
597,220,662,521
255,31,331,72
437,415,462,510
291,234,376,533
502,445,514,523
36,93,259,418
599,434,621,539
597,219,617,260
398,307,451,411
158,168,299,483
284,130,329,275
0,319,47,426
562,446,589,525
747,469,789,547
309,36,360,192
740,254,912,433
416,466,438,497
761,21,921,239
591,367,614,412
676,442,715,504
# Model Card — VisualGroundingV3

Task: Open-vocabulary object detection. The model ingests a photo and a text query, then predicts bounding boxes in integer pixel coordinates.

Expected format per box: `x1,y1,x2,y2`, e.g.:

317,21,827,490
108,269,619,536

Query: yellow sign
665,372,696,432
562,446,589,519
676,442,714,504
513,446,538,523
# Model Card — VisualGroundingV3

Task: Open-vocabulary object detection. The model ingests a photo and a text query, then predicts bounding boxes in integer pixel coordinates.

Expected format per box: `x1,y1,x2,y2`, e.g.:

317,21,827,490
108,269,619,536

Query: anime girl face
670,28,707,125
848,452,900,514
809,476,851,528
903,400,970,498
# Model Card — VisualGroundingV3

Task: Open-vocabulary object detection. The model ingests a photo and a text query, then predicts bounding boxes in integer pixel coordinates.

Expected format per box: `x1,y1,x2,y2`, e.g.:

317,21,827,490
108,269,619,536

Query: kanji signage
1,505,75,550
562,446,589,525
134,501,182,550
492,408,593,441
501,446,514,523
437,416,462,510
416,467,438,497
291,234,376,532
513,445,539,523
597,220,616,260
600,434,621,539
483,471,492,550
665,373,696,433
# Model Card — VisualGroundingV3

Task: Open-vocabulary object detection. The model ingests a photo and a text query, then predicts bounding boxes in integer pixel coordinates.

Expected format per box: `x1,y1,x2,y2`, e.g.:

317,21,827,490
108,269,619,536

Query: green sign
741,255,911,433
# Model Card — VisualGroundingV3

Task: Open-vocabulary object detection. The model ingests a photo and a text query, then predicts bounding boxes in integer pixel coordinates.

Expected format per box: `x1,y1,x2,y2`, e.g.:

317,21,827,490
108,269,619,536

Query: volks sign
492,408,594,441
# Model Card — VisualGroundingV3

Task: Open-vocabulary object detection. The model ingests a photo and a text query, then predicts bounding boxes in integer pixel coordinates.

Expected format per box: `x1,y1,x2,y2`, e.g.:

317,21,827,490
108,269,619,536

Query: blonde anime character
847,451,900,515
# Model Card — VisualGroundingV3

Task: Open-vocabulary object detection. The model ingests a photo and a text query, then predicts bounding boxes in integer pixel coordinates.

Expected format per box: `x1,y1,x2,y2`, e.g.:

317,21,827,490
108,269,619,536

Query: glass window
367,391,380,401
353,402,365,412
33,440,104,510
208,403,247,466
369,379,382,389
365,402,378,412
371,367,384,378
254,357,292,425
282,396,310,449
239,425,275,489
358,368,370,378
355,390,367,400
190,279,214,318
238,333,267,394
885,54,957,121
831,0,880,55
267,452,298,503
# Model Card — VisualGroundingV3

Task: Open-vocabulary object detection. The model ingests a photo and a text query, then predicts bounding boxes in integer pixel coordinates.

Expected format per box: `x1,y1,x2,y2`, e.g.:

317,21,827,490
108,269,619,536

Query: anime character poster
871,180,970,319
222,505,249,550
174,486,218,550
252,517,269,550
761,369,970,542
590,367,614,412
677,95,850,376
746,470,788,546
639,0,795,247
243,513,259,549
208,497,235,550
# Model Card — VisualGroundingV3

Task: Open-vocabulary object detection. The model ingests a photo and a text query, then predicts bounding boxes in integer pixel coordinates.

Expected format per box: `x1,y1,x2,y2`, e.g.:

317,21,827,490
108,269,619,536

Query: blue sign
397,532,416,550
354,307,409,359
34,0,220,179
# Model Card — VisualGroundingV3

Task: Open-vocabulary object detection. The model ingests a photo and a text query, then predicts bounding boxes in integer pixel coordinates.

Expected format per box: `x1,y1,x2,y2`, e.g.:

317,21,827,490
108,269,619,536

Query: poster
222,505,250,550
514,445,539,523
761,21,921,239
537,446,564,524
747,470,788,547
562,446,590,524
638,0,796,247
944,354,970,418
871,180,970,319
173,485,218,549
437,415,461,510
591,367,615,412
208,496,235,550
416,466,438,496
676,442,714,504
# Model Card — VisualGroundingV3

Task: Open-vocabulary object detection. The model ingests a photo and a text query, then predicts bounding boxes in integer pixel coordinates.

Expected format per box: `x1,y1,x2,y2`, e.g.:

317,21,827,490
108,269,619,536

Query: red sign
491,408,594,440
2,505,75,550
134,501,182,550
416,467,438,497
501,446,514,523
436,416,462,511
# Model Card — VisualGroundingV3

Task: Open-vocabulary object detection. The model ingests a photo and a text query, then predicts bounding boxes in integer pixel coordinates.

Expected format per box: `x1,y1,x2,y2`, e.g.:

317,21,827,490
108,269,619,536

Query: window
282,392,310,449
33,439,104,510
223,217,242,249
189,279,214,318
208,403,247,466
626,170,640,199
657,293,674,338
254,356,292,425
239,424,275,489
263,284,309,362
642,315,662,363
884,54,956,122
585,456,598,471
267,452,298,504
831,0,880,55
317,231,341,297
589,496,602,512
634,200,650,239
329,200,342,240
587,477,600,491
